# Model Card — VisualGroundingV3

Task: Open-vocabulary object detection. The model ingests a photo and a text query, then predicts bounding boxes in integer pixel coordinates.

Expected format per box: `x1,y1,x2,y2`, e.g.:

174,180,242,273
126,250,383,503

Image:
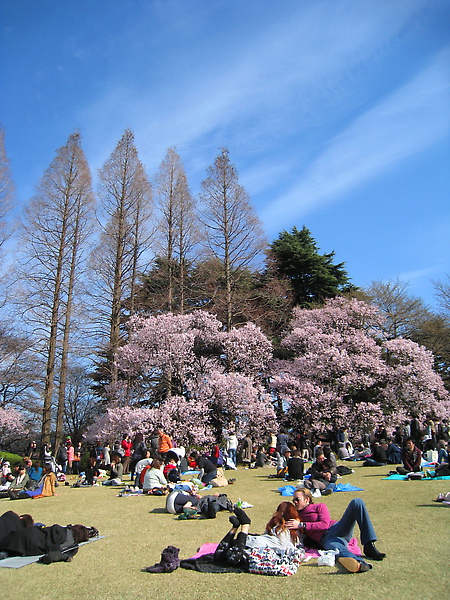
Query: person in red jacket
286,488,385,573
121,435,132,474
396,438,422,475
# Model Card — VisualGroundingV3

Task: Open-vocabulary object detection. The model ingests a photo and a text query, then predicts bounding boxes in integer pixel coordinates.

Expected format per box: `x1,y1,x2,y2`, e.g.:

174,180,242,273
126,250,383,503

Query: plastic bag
317,549,339,567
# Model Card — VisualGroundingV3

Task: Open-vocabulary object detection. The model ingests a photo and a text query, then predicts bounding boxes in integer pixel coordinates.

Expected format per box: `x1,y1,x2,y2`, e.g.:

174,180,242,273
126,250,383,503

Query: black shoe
364,541,386,561
321,488,333,496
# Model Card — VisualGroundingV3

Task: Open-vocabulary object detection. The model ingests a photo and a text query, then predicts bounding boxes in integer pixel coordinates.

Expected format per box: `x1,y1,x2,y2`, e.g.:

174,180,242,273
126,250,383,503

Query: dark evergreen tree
268,226,354,307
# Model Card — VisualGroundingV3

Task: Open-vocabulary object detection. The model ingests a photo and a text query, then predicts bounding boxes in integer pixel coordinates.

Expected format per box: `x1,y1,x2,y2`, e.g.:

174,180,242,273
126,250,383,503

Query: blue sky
1,0,449,308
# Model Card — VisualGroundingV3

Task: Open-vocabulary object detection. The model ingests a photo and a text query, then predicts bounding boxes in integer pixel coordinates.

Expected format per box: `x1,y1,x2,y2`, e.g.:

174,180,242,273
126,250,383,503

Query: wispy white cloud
260,47,450,231
79,0,426,175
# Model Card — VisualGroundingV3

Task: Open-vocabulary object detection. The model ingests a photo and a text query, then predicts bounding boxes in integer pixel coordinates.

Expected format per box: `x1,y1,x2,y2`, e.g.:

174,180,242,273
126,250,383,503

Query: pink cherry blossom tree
0,407,30,450
272,297,449,434
111,310,275,443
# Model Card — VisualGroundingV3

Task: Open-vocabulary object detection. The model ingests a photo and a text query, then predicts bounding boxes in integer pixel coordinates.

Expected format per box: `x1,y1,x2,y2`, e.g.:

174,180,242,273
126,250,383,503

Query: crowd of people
1,414,448,574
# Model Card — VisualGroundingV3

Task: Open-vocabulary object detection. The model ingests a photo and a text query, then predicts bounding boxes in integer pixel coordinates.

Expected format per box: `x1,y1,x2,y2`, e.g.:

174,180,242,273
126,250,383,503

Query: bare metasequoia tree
17,132,95,448
90,129,153,390
0,127,14,254
199,148,266,330
154,147,198,313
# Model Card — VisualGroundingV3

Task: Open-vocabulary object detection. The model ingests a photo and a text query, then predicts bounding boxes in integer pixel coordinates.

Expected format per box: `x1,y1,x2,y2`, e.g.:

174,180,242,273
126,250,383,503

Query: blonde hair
293,488,314,504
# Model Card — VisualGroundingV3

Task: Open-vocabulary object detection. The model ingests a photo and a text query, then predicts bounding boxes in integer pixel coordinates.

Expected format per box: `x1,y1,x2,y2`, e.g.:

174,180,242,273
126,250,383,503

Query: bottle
237,498,242,508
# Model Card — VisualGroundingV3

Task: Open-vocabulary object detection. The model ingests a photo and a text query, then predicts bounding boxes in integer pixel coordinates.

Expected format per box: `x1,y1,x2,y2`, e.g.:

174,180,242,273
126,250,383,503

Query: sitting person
386,439,402,464
396,438,422,475
188,451,217,485
0,522,98,563
251,446,268,468
9,464,57,500
308,452,337,495
163,457,180,483
28,460,43,484
133,451,153,487
437,440,449,464
363,442,388,467
286,488,385,573
102,453,123,486
0,510,34,542
1,460,11,484
85,457,101,486
0,465,30,497
142,459,168,494
272,449,291,478
286,450,304,481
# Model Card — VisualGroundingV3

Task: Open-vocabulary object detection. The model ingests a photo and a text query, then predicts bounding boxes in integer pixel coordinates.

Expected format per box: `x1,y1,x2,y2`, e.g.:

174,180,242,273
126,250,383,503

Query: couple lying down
184,489,386,575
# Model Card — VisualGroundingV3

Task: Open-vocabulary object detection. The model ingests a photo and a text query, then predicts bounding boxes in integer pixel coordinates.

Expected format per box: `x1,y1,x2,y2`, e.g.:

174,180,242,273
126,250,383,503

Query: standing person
410,415,421,445
287,488,385,573
267,432,277,457
130,433,147,479
276,429,290,455
157,427,173,462
121,434,132,474
67,441,75,474
56,443,68,474
72,442,82,475
26,441,39,460
396,438,422,475
102,442,111,468
240,433,253,468
225,430,239,466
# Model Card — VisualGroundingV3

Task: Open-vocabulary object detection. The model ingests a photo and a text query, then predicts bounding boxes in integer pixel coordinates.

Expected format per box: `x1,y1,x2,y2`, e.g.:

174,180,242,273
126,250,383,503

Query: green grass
1,462,449,600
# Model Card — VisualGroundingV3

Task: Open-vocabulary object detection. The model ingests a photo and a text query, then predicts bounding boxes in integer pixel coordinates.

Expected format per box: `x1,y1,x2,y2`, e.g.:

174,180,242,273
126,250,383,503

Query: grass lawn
1,461,449,600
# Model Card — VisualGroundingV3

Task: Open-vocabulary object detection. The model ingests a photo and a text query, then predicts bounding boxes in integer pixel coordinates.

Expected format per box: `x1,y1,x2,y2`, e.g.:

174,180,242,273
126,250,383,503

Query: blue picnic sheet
383,473,450,481
278,483,363,495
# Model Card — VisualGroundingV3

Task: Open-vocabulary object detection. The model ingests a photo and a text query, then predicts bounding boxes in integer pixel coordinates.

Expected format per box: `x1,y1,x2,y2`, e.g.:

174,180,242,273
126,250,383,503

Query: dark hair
69,524,91,544
151,459,162,470
19,514,34,528
266,502,299,543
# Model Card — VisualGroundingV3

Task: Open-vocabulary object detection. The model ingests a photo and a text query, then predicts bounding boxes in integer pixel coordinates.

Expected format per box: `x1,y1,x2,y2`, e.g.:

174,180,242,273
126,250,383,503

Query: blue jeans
321,498,377,563
228,449,237,465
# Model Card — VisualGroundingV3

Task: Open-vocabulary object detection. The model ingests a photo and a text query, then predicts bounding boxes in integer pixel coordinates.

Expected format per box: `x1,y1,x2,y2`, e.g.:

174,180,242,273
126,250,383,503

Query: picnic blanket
383,474,450,481
278,484,363,496
180,539,362,573
0,536,105,569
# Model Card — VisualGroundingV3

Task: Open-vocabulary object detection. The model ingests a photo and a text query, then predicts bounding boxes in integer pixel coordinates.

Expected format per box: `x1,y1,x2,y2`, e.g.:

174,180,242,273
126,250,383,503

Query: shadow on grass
149,507,167,514
416,503,450,508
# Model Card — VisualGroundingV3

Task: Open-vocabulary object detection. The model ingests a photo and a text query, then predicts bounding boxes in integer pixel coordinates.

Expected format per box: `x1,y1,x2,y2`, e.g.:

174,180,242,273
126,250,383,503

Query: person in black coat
0,510,34,543
0,522,98,563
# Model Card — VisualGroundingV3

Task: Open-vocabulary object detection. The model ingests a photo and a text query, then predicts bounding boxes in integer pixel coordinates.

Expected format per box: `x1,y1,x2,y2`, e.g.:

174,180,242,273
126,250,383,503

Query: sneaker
321,488,333,496
312,489,322,498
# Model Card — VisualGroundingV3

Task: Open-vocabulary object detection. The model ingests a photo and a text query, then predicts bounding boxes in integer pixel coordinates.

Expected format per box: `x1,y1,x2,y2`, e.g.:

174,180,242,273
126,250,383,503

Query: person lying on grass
285,488,385,573
0,522,99,563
